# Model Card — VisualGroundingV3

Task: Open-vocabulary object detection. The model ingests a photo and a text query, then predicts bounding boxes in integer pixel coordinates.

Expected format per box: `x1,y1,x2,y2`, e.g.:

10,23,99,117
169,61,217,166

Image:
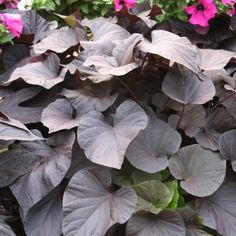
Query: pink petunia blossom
0,0,19,8
114,0,136,11
184,0,217,27
221,0,235,6
0,13,23,37
229,8,235,15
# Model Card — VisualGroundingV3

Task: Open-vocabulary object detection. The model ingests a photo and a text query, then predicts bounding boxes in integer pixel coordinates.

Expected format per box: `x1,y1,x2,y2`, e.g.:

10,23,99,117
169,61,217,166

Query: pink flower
0,0,19,8
229,8,235,15
184,0,217,27
0,13,23,37
221,0,235,6
114,0,136,11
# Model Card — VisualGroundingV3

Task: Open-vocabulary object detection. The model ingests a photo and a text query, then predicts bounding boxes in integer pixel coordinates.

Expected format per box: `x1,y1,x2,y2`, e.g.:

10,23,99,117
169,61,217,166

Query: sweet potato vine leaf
138,30,199,73
63,168,136,236
0,148,41,187
162,64,215,104
10,130,75,219
8,53,67,89
126,210,186,236
196,178,236,236
126,117,181,173
41,99,80,133
169,144,226,197
0,87,43,124
77,100,148,169
33,26,81,54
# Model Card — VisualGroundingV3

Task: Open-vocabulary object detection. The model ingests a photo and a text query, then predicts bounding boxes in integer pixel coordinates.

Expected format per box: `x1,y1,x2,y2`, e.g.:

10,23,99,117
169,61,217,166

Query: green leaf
132,180,173,214
80,3,89,14
112,161,161,187
166,180,179,210
131,170,161,185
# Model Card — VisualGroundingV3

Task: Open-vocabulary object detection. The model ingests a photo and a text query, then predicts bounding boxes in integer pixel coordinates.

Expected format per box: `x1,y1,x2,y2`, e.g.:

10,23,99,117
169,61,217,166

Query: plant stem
118,78,139,102
176,104,186,130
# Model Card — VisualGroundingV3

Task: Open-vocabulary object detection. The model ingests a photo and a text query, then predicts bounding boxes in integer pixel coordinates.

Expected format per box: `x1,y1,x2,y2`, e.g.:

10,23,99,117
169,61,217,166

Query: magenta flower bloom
0,13,23,37
114,0,136,11
184,0,217,27
0,0,19,8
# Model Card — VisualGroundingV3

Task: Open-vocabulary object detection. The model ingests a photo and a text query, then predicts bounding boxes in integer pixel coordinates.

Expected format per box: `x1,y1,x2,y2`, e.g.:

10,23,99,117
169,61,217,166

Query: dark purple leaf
63,168,136,236
65,56,113,83
23,185,63,236
195,130,220,151
137,30,199,72
0,148,41,187
195,179,236,236
0,87,43,124
41,99,80,133
80,18,130,54
126,210,186,236
126,118,181,173
2,44,30,70
0,113,42,141
162,64,215,104
219,129,236,172
8,53,67,89
83,34,142,77
61,81,118,113
10,131,75,218
33,27,80,54
169,144,226,197
77,100,148,169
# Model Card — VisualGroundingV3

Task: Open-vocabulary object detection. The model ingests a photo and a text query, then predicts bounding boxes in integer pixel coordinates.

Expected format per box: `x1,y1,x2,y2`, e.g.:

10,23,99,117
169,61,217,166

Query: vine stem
118,78,139,102
176,104,186,130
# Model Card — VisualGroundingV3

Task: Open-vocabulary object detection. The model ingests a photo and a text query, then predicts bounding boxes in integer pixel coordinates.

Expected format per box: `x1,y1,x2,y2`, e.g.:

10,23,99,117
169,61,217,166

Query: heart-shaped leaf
41,99,80,133
0,148,41,187
169,144,226,197
0,113,42,141
23,185,63,236
10,131,75,218
137,30,199,73
0,87,43,124
8,53,67,89
33,27,80,54
126,118,181,173
195,178,236,236
126,210,186,236
162,64,215,104
219,129,236,172
63,168,136,236
77,100,148,169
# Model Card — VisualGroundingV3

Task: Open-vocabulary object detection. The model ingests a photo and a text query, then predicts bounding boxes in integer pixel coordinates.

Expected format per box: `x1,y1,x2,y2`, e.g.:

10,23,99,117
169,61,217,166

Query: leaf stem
118,78,139,102
176,104,186,130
